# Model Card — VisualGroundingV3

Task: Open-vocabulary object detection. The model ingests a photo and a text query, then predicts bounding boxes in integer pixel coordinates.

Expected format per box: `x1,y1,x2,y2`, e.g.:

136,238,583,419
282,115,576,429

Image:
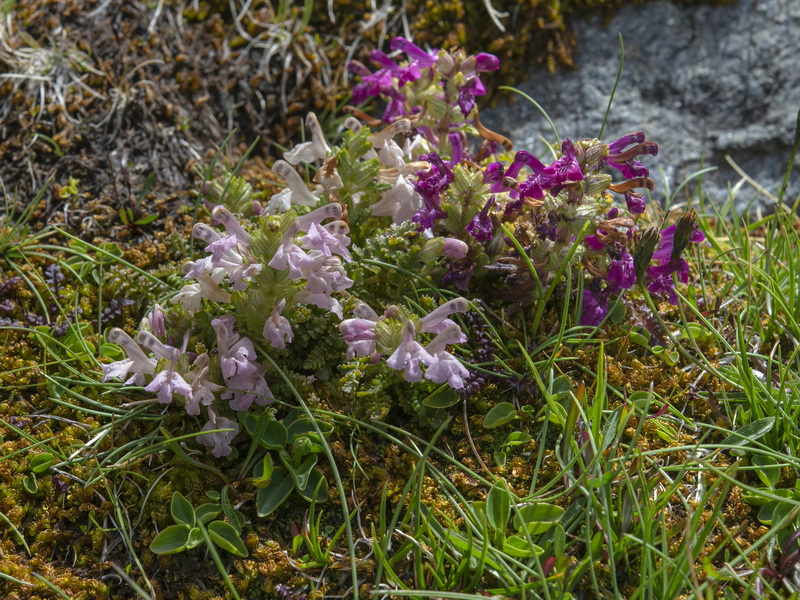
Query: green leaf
150,524,191,555
506,431,532,446
284,453,318,491
483,402,517,429
208,521,248,557
514,503,565,535
23,473,38,494
503,534,543,558
221,485,241,535
262,419,288,449
295,467,328,503
133,214,159,226
422,385,460,408
195,503,222,525
256,467,294,517
486,480,511,533
493,450,507,467
721,417,776,450
753,455,781,488
186,527,203,550
170,492,195,527
29,453,54,474
251,454,274,488
98,343,125,360
287,419,316,441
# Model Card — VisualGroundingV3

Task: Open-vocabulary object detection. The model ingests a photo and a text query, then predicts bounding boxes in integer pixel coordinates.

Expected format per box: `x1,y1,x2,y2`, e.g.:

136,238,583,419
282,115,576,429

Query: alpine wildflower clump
101,36,703,462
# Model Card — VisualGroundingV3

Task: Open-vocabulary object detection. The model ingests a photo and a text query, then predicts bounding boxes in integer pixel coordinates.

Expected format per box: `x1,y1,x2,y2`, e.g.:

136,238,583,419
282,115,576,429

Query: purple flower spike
466,196,496,243
448,133,464,166
584,235,606,251
507,151,552,179
580,289,609,327
389,37,438,68
607,250,636,289
456,78,482,117
412,152,453,230
651,222,705,263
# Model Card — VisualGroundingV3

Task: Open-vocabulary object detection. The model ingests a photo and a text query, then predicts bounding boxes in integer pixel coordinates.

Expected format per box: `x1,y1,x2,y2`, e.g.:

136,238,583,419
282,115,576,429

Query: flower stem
198,522,242,600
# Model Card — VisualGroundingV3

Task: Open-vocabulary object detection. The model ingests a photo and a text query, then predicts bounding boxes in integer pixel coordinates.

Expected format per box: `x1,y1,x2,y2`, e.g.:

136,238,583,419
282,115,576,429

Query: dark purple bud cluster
101,298,136,325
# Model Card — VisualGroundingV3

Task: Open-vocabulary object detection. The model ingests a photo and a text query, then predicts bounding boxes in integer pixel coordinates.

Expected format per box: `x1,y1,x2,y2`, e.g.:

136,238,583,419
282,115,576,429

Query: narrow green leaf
221,485,241,535
721,417,776,448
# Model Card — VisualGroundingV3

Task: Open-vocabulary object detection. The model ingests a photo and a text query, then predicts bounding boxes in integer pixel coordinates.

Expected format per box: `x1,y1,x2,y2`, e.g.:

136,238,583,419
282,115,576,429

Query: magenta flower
389,37,438,68
607,250,636,289
605,132,659,179
580,288,610,327
625,191,647,214
412,153,452,230
466,196,496,243
645,214,705,304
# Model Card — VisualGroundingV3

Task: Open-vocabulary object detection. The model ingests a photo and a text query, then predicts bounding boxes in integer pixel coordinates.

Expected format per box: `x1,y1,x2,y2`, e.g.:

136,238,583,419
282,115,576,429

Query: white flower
371,174,423,224
377,140,406,170
268,160,320,214
283,112,330,165
102,328,156,385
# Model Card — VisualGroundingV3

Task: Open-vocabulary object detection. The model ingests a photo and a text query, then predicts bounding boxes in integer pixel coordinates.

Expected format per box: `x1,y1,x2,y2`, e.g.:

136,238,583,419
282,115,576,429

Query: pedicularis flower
100,35,707,465
340,298,470,389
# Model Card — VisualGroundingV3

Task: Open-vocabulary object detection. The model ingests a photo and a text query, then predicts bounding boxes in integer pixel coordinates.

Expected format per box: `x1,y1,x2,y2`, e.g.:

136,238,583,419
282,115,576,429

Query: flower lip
389,37,438,68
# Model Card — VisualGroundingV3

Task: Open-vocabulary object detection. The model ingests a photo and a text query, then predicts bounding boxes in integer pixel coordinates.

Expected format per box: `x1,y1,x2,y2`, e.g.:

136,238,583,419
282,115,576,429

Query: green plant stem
198,521,242,600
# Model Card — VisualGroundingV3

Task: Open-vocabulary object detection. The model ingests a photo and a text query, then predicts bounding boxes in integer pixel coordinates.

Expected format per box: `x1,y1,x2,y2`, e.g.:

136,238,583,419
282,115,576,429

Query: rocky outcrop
482,0,800,213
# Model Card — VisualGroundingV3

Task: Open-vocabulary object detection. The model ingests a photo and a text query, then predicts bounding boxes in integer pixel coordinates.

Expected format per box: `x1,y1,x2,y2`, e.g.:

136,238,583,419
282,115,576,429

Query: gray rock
481,0,800,213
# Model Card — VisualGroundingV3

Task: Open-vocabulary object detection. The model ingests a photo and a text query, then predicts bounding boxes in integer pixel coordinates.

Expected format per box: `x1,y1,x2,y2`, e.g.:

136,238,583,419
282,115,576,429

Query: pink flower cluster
268,203,354,319
339,298,470,389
